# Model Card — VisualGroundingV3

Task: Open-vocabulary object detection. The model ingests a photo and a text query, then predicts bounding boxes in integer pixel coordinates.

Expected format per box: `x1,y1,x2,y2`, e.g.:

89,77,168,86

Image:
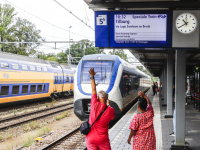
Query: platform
109,89,200,150
160,96,200,150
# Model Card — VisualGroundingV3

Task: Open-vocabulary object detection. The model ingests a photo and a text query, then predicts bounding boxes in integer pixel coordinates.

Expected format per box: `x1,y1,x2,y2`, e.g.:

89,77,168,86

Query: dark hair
138,97,147,111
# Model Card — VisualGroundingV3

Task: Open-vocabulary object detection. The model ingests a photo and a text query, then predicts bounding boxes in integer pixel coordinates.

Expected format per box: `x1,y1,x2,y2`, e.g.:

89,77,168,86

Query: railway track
0,102,74,130
0,96,73,116
40,127,86,150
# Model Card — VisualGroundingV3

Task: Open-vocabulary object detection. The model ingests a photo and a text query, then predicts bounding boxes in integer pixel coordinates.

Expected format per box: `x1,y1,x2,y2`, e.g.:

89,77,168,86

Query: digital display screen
114,14,167,44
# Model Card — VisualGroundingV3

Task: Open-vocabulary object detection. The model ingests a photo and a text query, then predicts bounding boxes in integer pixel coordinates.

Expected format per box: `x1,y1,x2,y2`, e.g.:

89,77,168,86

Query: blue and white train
74,54,151,121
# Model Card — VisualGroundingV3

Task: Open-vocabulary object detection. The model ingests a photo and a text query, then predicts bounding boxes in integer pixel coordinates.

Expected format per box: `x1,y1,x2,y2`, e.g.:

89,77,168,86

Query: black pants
153,89,155,95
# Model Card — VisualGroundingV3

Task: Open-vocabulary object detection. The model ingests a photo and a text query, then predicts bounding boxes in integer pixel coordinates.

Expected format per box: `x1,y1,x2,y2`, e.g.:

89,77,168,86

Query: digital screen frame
95,10,172,48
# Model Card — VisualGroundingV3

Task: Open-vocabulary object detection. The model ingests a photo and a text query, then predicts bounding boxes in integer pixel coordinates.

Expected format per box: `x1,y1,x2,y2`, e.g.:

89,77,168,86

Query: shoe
169,132,175,136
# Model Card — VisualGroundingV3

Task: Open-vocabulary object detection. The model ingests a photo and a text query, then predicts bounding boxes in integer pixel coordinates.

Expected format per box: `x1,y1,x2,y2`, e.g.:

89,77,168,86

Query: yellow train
0,52,75,106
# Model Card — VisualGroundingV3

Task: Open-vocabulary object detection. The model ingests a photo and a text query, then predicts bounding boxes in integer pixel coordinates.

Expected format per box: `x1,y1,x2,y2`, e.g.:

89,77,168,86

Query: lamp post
68,26,72,65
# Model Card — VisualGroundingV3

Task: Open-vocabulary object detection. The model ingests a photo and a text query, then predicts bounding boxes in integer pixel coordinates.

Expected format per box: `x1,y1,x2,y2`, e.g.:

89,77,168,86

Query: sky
1,0,141,65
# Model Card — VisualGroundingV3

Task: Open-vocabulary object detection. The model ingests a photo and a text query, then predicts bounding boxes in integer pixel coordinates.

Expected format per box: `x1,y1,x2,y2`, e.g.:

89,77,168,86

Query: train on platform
74,54,151,121
0,52,75,106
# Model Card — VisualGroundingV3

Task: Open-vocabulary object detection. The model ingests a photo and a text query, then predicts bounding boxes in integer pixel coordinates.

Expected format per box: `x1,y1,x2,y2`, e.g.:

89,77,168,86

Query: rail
0,102,74,130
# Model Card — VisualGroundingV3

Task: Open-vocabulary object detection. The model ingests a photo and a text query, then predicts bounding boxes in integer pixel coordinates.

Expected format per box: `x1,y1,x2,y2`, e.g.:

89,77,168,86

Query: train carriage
0,52,75,106
74,54,151,121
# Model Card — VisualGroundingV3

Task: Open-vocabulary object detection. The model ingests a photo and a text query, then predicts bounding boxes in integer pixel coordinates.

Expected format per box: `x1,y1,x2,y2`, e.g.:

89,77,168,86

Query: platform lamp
68,26,72,65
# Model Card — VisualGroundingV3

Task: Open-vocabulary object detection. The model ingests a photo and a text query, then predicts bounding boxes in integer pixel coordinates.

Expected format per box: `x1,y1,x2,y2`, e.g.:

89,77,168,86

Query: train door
61,69,64,93
54,72,58,92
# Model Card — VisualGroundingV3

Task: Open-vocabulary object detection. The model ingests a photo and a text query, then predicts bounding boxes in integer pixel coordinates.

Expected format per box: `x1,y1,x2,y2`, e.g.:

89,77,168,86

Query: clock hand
178,24,186,28
186,14,187,23
183,20,188,25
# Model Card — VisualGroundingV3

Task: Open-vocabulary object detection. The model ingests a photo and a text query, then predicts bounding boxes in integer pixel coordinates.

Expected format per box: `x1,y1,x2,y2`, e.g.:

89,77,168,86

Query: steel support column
160,69,164,97
161,69,164,100
174,50,186,146
164,62,167,105
165,51,173,117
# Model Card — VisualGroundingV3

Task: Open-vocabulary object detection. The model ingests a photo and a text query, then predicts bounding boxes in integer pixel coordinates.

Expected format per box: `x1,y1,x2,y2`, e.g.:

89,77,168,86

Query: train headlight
97,56,101,60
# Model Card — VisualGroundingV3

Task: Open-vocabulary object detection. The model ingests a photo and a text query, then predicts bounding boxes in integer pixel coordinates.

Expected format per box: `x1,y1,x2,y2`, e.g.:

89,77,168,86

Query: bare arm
139,91,151,105
144,94,151,105
127,130,136,144
88,68,97,95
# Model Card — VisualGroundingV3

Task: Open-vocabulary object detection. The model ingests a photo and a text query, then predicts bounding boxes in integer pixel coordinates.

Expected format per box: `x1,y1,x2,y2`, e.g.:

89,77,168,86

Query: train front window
81,61,114,84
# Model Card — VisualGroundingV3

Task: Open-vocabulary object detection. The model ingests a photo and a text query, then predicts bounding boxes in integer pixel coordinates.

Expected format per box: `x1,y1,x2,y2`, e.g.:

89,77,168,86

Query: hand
182,20,188,25
138,91,145,97
185,14,187,23
88,68,97,77
178,24,186,28
127,138,131,144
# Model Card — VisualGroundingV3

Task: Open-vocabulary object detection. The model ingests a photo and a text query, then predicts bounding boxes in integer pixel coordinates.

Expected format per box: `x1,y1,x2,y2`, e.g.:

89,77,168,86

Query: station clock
175,13,198,34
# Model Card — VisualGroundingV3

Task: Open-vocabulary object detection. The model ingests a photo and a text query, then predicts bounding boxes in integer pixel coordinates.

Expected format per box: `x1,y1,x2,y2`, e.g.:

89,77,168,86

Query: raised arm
88,68,97,95
138,91,151,105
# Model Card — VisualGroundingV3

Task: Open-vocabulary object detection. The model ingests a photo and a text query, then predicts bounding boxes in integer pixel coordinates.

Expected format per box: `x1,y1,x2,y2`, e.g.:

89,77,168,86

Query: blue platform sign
95,11,109,47
95,11,172,48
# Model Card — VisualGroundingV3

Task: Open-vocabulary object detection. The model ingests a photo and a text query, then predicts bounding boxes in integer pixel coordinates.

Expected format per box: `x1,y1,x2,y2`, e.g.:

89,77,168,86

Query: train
74,54,151,121
0,52,75,106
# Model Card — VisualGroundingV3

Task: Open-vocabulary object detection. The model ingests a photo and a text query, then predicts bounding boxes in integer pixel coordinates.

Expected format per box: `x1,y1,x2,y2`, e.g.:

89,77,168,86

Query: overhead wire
53,0,94,31
6,0,94,40
41,34,68,40
41,43,64,51
84,2,90,23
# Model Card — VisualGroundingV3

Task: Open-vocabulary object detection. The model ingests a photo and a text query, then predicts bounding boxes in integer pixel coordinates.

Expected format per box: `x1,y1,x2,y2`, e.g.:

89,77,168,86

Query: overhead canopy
84,0,200,10
84,0,200,77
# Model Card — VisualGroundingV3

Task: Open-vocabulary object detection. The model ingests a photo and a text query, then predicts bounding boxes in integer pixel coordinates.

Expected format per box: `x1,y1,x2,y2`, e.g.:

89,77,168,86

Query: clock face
175,13,198,34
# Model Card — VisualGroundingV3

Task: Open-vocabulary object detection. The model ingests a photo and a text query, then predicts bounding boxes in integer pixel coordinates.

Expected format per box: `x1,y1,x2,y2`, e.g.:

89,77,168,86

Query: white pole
68,26,72,65
0,35,1,51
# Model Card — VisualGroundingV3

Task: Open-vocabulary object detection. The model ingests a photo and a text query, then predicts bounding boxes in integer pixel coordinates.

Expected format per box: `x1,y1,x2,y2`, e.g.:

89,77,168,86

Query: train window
81,61,114,84
30,85,36,93
0,86,9,96
1,62,9,69
37,85,42,93
12,63,19,70
43,67,48,72
60,76,62,83
37,66,42,71
119,73,133,98
30,66,35,71
22,85,28,94
43,84,46,92
66,75,69,82
71,76,74,83
22,65,28,70
12,85,19,95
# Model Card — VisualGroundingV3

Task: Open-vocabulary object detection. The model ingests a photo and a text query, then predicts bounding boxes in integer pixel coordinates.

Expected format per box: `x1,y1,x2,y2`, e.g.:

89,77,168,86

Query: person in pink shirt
86,68,115,150
127,91,156,150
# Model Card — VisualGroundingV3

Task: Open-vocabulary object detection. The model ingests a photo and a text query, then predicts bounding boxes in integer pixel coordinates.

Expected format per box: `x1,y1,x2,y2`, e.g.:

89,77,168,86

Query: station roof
84,0,200,10
84,0,200,77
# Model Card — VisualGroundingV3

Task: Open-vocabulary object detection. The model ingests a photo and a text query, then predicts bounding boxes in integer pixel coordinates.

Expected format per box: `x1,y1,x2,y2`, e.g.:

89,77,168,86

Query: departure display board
95,11,172,48
114,14,167,44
